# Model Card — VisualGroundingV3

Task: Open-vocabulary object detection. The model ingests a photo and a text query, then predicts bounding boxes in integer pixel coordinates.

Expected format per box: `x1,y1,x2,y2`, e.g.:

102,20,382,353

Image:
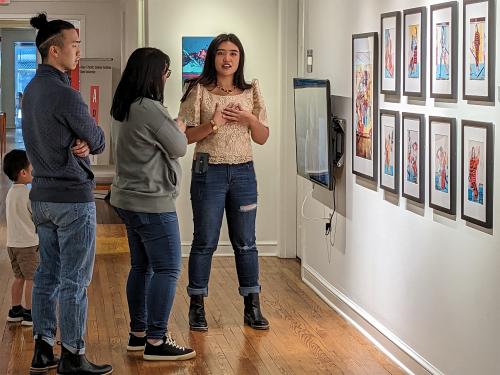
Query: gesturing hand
212,103,228,126
222,103,255,126
176,118,187,133
72,139,90,158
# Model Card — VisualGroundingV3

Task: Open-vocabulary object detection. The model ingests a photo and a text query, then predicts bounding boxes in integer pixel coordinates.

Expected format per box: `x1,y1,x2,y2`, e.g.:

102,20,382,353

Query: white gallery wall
299,0,500,374
0,0,139,116
146,0,296,256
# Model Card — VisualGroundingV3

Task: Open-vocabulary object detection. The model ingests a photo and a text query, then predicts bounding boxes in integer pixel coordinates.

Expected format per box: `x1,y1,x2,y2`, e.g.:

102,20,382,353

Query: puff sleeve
178,83,202,127
251,79,268,127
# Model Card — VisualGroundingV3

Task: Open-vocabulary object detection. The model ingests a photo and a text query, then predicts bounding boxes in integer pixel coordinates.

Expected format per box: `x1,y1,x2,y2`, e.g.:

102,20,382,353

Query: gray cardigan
110,98,187,213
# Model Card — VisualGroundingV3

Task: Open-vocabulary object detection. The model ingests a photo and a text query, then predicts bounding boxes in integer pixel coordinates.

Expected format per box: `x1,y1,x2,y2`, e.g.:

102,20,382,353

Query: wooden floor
0,130,405,374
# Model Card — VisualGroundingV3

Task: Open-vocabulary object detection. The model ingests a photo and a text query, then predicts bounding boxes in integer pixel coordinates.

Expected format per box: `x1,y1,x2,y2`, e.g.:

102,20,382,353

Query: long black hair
30,13,75,61
111,47,170,122
180,33,251,102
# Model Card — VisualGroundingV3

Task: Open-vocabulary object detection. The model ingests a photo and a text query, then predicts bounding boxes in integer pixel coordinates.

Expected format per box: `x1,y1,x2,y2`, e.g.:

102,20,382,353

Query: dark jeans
114,208,181,339
188,161,261,297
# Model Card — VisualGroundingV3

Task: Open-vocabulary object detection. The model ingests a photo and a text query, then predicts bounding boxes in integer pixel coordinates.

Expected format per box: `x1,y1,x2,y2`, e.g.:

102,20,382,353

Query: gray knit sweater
110,98,187,213
22,64,105,203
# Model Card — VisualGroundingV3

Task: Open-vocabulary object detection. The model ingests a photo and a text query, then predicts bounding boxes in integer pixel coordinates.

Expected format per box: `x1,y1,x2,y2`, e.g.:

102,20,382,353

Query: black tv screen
293,78,333,190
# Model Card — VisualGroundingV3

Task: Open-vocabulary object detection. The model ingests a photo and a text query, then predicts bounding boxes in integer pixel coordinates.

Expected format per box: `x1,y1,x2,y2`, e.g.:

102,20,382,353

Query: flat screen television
293,78,335,190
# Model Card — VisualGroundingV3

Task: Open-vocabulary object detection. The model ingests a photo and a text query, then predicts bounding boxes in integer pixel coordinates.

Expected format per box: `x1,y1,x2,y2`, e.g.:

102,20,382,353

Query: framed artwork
403,7,427,97
182,36,213,85
430,2,458,99
380,12,401,96
402,113,425,203
380,110,400,194
352,32,379,182
429,117,456,214
463,0,496,102
461,121,494,228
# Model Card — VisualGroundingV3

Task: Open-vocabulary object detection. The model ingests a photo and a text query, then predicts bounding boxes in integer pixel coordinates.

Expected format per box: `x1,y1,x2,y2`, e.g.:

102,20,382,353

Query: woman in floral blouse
179,33,270,331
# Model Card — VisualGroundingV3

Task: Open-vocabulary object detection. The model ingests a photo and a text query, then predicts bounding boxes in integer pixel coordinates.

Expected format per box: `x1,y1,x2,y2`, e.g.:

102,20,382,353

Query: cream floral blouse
178,79,268,164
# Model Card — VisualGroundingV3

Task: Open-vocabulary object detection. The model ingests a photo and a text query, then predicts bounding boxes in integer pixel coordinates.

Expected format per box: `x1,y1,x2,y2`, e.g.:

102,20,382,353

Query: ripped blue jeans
188,161,261,297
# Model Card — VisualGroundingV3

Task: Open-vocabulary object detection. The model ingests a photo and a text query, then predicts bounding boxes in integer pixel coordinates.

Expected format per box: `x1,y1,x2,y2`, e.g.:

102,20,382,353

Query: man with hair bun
23,12,112,375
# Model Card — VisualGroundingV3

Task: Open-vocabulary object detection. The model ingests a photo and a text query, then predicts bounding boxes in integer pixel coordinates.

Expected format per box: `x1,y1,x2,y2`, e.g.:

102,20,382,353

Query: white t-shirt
6,184,38,248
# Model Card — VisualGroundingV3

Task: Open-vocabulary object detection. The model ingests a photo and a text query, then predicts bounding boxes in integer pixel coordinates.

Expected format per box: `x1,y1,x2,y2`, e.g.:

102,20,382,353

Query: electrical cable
301,186,331,221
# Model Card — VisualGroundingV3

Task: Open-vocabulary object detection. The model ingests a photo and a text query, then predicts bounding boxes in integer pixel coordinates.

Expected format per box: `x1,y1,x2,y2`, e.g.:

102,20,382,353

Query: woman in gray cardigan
110,47,195,361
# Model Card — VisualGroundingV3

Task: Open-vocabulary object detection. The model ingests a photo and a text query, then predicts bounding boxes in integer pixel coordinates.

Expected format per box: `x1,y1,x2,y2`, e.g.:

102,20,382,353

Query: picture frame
463,0,496,102
461,120,494,228
403,7,427,98
430,2,458,99
380,110,400,194
182,36,213,85
380,11,401,97
352,32,379,182
402,113,425,203
429,116,456,214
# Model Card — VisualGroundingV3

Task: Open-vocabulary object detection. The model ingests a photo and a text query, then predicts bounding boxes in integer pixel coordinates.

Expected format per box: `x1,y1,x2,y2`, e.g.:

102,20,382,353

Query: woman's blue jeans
114,208,181,339
188,161,261,297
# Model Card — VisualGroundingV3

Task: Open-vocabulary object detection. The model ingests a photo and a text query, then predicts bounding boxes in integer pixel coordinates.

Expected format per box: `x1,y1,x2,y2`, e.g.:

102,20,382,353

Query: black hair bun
30,13,48,30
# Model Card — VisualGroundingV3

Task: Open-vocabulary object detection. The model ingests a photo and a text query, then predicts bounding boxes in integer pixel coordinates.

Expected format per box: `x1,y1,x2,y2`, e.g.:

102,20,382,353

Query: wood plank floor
0,130,405,374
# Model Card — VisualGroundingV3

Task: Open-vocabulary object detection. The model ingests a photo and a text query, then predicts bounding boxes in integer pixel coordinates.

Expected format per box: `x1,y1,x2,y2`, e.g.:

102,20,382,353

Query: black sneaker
126,334,146,351
143,335,196,361
22,309,33,326
7,306,24,322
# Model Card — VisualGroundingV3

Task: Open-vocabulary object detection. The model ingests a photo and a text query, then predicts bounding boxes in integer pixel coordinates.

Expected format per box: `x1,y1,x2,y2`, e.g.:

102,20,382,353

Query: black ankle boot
189,295,208,331
57,346,113,374
243,293,269,330
30,338,59,374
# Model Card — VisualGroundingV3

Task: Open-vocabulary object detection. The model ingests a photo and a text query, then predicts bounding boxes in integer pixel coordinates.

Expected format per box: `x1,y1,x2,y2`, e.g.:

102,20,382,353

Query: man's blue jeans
31,201,96,354
188,161,261,297
114,208,181,339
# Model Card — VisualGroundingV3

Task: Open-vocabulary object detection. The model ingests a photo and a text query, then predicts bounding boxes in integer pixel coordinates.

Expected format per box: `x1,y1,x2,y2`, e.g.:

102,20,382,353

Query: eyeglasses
165,69,171,78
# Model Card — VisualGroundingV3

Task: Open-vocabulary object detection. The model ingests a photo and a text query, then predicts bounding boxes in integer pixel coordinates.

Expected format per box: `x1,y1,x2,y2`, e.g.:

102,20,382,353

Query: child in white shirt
3,149,39,326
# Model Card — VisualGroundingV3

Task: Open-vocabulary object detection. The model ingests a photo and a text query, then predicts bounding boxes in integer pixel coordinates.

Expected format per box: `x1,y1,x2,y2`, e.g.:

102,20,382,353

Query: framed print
430,2,458,99
463,0,496,101
403,7,427,97
402,113,425,203
380,12,401,96
429,117,456,214
380,110,400,194
352,32,379,182
182,36,213,85
461,121,494,228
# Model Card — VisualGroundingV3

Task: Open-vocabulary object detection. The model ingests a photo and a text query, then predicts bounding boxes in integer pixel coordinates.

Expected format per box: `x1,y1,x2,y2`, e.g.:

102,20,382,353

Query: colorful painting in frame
430,2,458,99
403,7,427,97
380,12,401,96
402,113,425,203
182,36,213,85
461,120,494,228
463,0,495,101
380,110,400,194
429,117,456,215
352,32,379,182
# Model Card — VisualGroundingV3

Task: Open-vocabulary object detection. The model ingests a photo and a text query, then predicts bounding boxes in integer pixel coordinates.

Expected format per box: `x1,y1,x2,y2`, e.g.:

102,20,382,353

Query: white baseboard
180,241,278,257
302,264,443,375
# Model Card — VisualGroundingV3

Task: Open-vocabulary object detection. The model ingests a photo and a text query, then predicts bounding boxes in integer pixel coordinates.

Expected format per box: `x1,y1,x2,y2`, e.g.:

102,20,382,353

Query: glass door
14,42,37,128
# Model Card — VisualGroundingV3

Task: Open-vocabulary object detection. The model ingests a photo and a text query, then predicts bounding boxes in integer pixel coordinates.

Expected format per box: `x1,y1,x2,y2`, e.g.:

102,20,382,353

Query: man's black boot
56,346,112,374
30,337,59,374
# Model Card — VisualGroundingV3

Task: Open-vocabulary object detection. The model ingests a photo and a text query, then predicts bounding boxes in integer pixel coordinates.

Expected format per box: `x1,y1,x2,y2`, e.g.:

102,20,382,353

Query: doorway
14,42,36,128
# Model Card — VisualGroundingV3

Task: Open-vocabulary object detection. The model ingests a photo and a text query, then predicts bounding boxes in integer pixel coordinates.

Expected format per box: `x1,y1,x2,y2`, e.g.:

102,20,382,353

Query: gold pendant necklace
216,83,235,94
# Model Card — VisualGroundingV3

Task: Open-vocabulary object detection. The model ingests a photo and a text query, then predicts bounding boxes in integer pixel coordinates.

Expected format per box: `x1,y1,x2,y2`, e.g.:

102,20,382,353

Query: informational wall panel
79,58,113,166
